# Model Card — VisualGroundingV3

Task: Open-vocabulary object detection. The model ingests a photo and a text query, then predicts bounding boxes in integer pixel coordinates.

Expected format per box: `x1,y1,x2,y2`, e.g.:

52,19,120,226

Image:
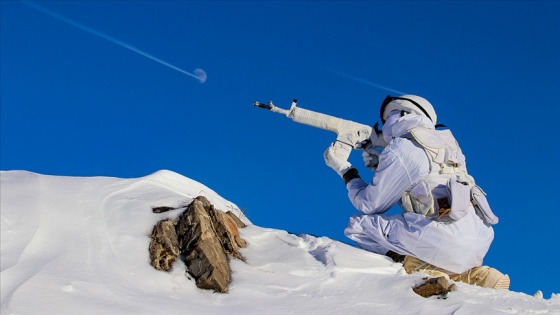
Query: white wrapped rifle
253,99,386,159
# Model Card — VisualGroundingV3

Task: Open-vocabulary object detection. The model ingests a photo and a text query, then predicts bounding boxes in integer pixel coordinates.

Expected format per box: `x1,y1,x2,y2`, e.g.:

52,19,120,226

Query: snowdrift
1,170,558,314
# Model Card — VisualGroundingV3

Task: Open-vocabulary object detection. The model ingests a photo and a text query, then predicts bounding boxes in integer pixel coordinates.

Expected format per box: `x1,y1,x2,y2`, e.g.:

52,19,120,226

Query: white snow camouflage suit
344,113,494,274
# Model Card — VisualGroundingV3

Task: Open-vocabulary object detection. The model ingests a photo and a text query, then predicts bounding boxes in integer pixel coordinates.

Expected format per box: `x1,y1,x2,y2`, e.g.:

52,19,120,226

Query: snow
1,170,559,314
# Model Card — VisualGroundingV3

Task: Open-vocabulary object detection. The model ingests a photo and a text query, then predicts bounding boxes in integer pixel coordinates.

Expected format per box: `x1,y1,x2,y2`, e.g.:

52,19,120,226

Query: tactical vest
400,127,498,225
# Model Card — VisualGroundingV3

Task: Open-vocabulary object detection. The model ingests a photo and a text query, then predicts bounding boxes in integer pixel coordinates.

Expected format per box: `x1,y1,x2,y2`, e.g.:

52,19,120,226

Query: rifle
253,99,386,159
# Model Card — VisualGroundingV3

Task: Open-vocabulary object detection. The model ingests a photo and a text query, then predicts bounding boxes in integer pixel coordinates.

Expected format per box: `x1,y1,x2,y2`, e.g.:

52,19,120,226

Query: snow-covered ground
1,170,558,314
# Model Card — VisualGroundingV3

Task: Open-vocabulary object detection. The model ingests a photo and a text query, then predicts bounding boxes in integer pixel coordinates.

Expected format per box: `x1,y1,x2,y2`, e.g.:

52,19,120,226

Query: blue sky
1,1,559,297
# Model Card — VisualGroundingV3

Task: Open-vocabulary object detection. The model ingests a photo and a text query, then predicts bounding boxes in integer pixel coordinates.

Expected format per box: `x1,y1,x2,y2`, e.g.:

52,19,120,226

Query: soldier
324,95,509,289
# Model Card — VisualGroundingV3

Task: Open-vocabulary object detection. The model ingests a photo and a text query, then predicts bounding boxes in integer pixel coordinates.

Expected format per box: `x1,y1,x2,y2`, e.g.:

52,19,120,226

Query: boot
403,256,510,290
455,266,510,289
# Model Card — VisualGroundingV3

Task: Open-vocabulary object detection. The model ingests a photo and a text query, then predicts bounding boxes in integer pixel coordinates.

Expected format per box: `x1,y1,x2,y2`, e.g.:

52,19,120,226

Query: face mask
382,110,401,144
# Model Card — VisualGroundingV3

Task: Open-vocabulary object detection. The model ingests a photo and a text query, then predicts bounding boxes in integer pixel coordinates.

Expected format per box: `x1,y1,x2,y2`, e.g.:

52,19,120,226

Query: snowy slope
1,170,558,314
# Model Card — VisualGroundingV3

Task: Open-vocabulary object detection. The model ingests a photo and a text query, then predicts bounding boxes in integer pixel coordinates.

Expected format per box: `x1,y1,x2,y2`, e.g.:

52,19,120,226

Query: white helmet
379,95,437,125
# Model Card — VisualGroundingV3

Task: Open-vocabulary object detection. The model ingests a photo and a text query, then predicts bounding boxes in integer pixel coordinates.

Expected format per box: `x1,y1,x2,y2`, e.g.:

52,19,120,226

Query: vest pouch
402,180,435,217
448,179,471,221
471,185,499,225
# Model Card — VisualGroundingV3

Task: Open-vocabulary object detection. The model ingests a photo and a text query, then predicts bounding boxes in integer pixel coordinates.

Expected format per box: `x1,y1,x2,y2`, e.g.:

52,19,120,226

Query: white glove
324,142,353,177
361,142,382,171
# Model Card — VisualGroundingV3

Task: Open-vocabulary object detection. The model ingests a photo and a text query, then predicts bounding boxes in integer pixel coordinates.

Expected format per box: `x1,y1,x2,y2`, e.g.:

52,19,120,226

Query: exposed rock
226,210,246,228
150,196,247,293
413,276,456,298
208,208,246,260
152,206,177,213
149,219,180,271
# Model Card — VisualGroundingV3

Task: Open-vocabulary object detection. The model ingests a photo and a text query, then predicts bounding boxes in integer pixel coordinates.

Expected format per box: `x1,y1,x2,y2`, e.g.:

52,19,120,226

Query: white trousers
344,208,494,274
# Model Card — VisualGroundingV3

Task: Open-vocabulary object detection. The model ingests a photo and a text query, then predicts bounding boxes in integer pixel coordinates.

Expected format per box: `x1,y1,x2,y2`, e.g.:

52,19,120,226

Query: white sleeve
346,138,427,215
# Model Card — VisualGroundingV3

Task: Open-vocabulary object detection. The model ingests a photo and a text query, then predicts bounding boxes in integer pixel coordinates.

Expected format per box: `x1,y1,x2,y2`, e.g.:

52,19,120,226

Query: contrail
326,68,405,95
20,0,206,83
